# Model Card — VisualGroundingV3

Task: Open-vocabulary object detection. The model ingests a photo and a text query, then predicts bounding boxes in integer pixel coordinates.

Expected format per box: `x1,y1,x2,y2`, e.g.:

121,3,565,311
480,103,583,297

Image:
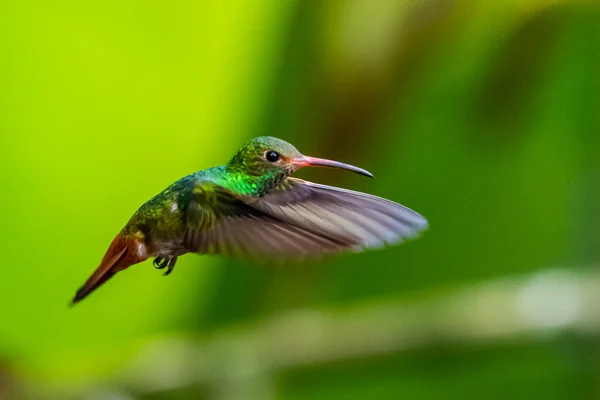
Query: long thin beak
293,156,374,178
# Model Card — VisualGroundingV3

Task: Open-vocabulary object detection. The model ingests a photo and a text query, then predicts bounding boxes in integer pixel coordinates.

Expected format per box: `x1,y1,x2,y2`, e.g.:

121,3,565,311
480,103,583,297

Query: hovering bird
72,136,427,304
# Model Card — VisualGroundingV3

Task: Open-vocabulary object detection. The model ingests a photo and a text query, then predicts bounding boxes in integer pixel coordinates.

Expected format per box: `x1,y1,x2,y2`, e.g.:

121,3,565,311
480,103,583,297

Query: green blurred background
1,0,600,399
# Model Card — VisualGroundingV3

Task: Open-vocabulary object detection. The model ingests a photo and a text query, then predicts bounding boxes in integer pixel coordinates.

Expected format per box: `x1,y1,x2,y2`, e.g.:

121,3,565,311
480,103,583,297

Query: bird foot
153,256,178,276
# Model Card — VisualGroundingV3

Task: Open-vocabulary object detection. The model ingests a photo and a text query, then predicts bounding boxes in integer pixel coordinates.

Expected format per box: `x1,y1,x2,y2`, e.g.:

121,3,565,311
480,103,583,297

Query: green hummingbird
72,136,428,304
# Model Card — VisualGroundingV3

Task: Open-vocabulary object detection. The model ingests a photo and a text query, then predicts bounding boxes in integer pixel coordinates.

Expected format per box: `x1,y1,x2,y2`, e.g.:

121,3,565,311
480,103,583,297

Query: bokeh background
1,0,600,399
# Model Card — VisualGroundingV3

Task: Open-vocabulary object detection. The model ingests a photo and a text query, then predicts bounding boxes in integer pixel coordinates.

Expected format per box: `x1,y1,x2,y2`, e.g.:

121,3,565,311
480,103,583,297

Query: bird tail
71,235,146,305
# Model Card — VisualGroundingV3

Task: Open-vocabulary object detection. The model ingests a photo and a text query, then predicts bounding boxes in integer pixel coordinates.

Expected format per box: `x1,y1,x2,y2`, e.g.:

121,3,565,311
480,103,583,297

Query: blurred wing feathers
183,180,355,261
183,177,427,261
251,178,428,251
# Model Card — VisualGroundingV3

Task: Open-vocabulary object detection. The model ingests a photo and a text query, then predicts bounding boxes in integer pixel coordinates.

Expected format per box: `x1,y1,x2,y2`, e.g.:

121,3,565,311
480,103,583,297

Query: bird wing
248,178,428,251
184,177,427,262
183,179,356,261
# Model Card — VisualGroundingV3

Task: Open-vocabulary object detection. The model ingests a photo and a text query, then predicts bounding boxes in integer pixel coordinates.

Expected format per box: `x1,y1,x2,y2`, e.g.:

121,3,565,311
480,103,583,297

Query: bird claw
153,257,166,268
153,256,177,276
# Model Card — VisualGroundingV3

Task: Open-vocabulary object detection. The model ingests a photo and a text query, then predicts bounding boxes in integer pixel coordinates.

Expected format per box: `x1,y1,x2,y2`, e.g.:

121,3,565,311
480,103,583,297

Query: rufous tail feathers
71,235,147,305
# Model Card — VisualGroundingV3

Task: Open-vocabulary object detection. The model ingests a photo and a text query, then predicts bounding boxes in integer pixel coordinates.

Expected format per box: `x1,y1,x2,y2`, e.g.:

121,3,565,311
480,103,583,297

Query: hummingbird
72,136,428,304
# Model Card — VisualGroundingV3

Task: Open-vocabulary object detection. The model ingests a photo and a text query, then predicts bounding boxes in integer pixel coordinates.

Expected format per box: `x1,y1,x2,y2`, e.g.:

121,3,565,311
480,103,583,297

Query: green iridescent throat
221,169,284,196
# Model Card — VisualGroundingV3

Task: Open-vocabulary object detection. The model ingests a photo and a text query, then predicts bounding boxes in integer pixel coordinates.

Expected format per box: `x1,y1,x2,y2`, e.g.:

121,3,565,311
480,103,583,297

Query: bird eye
265,151,280,163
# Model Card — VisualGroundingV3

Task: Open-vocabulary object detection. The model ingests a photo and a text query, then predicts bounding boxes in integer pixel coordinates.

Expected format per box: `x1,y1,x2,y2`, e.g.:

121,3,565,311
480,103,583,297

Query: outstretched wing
183,179,358,261
250,178,428,250
183,177,427,262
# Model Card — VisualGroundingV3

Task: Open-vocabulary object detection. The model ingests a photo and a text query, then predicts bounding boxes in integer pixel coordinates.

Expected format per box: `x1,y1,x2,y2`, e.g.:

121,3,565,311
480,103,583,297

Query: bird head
227,137,373,185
